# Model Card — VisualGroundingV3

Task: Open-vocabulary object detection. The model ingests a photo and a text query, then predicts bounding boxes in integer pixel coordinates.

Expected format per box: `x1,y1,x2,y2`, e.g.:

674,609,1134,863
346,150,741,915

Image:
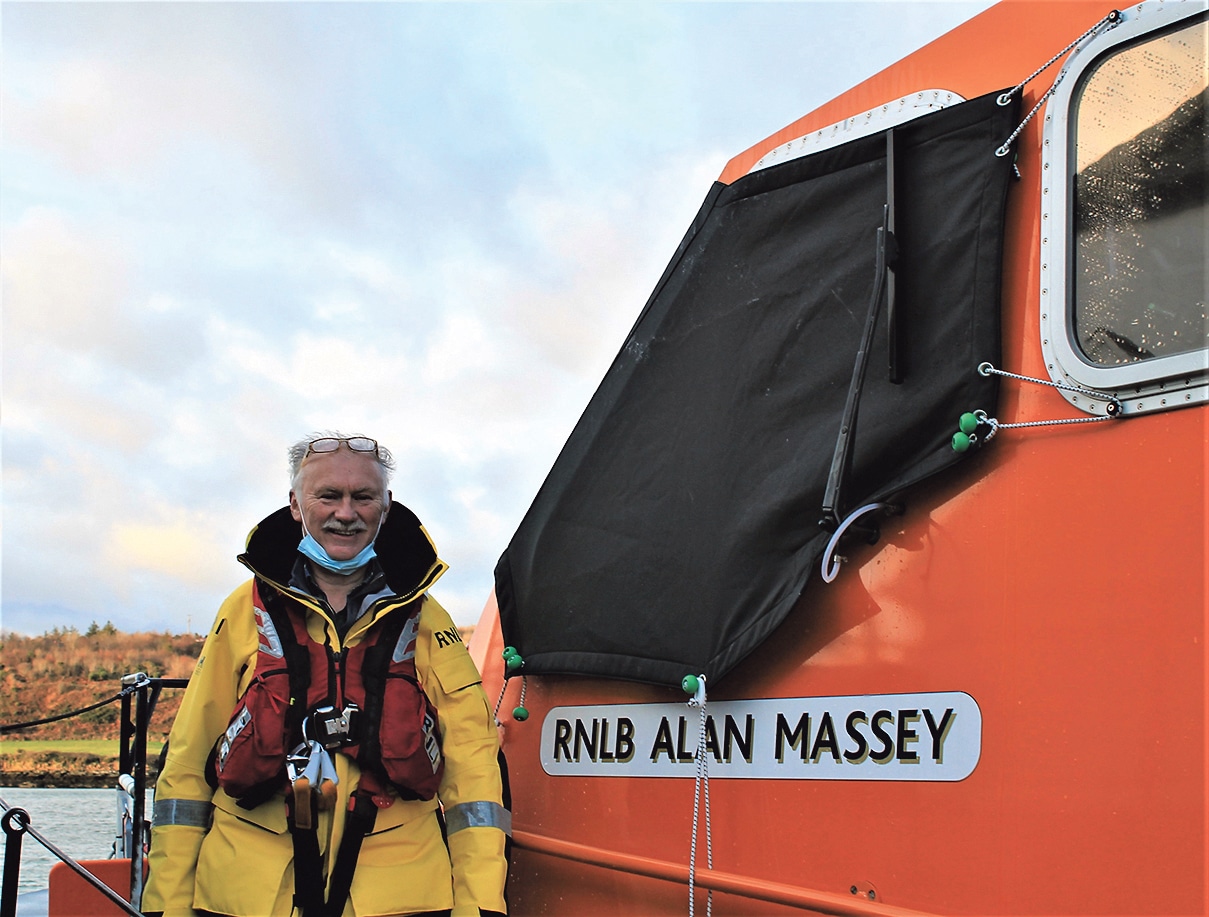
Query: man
144,434,509,917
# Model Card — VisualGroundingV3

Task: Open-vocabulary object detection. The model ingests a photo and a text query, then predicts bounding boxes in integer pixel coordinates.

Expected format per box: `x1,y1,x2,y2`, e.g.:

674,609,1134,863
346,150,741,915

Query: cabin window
1071,18,1207,366
1041,6,1207,415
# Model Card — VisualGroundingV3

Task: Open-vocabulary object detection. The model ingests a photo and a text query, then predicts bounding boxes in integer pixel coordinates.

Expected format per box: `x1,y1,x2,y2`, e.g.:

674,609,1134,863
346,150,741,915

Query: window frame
1040,0,1208,417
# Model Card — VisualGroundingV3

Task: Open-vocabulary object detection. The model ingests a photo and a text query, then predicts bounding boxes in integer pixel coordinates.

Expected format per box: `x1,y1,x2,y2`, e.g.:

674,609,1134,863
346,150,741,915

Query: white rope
978,362,1122,422
981,410,1114,438
492,680,507,727
492,675,528,726
995,10,1122,159
687,676,712,917
956,361,1122,450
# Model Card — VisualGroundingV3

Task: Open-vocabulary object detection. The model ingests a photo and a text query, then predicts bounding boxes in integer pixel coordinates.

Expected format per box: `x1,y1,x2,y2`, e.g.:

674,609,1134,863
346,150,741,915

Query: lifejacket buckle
286,739,340,830
305,703,362,750
286,742,312,783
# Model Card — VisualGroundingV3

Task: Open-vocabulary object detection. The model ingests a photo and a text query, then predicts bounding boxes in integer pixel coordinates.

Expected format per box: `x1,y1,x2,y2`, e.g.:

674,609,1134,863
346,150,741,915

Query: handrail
511,829,939,917
0,799,143,917
1,673,190,916
0,690,134,734
118,675,188,907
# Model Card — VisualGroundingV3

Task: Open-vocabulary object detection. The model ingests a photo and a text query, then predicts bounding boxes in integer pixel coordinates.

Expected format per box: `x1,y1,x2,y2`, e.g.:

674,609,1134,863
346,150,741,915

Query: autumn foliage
0,623,202,743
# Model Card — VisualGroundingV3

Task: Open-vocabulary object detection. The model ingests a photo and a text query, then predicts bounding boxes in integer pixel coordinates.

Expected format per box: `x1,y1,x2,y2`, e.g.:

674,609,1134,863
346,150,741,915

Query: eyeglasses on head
306,436,379,457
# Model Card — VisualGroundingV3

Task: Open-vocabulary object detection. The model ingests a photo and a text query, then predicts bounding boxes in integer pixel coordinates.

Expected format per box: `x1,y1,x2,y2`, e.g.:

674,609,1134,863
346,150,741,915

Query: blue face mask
297,517,380,575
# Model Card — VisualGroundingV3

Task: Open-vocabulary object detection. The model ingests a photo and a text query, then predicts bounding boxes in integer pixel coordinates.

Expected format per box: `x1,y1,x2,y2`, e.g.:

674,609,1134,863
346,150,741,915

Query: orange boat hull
471,2,1207,914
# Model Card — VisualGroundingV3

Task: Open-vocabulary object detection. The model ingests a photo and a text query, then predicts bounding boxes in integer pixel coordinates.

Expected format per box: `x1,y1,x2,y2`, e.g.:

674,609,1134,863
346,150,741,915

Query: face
289,448,390,562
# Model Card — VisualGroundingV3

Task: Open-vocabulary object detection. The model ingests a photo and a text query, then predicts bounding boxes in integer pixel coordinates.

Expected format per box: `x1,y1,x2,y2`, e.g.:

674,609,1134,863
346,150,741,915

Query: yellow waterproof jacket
143,505,508,917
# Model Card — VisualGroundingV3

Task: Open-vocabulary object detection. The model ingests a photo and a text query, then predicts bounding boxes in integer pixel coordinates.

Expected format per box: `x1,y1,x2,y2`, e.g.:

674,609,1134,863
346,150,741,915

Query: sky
1,0,995,636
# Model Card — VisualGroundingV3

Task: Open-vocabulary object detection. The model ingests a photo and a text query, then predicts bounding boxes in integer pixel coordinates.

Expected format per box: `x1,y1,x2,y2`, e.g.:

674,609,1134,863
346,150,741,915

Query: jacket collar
239,501,446,602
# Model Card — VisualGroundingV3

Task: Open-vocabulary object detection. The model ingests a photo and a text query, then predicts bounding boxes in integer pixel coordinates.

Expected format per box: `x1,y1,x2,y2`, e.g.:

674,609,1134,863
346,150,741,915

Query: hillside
0,624,203,787
1,624,202,742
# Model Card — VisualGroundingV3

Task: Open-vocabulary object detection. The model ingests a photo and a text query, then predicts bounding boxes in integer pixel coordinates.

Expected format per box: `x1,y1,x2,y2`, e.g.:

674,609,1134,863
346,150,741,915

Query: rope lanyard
493,678,528,725
995,9,1122,160
684,675,713,917
984,358,1119,411
953,361,1121,451
494,646,529,725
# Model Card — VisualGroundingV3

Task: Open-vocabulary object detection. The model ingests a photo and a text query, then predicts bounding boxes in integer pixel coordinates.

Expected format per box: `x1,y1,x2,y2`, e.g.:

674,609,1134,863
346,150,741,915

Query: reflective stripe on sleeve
444,800,512,836
153,798,214,828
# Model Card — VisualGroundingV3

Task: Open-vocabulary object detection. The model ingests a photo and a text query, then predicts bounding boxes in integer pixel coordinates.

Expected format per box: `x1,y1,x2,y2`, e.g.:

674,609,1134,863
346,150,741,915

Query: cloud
1,438,239,633
2,207,212,386
3,208,128,347
501,149,723,374
106,515,234,590
3,5,322,186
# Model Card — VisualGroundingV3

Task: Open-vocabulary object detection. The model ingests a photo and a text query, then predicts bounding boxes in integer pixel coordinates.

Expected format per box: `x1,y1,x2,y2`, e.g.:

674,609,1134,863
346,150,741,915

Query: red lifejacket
211,580,444,808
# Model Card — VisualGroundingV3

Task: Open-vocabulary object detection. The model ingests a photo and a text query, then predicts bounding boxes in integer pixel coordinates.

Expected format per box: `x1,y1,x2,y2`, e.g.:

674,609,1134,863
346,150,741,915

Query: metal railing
0,674,188,917
1,801,141,917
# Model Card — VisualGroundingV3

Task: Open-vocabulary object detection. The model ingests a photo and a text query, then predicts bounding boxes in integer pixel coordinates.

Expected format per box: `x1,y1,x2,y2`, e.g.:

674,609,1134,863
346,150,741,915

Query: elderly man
144,434,509,917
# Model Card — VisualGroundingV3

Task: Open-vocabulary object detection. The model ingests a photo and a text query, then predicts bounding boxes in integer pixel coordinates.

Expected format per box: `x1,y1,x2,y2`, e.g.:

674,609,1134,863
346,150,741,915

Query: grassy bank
1,739,119,757
1,738,163,789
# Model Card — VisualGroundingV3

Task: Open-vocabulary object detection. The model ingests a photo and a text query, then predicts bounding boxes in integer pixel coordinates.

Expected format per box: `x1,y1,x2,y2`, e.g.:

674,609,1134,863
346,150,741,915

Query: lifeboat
470,1,1208,914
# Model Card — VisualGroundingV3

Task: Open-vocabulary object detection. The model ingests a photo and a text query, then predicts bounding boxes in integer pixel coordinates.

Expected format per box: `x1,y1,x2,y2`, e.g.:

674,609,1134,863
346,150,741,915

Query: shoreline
1,773,128,789
1,752,161,790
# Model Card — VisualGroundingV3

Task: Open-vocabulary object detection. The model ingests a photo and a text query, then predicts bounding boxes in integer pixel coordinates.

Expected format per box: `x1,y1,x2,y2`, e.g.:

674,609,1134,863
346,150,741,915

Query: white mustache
323,523,368,535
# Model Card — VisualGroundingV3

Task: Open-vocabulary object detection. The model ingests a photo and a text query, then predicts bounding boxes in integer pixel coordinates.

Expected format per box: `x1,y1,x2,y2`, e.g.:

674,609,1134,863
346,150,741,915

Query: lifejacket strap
322,790,379,917
444,801,512,836
287,794,326,916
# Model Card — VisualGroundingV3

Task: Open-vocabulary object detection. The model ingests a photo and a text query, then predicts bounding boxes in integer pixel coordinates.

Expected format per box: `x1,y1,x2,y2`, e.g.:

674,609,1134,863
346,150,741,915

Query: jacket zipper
330,646,345,711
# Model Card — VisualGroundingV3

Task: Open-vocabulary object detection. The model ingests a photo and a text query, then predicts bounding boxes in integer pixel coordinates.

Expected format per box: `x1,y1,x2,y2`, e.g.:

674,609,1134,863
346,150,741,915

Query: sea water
0,787,143,895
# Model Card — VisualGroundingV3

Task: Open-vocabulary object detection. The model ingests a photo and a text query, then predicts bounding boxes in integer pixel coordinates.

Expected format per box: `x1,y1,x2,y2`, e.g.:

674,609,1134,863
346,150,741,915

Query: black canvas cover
496,89,1020,687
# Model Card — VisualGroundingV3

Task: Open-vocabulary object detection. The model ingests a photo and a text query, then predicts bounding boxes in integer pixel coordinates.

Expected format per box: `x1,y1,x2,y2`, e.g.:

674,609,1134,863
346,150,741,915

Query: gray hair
288,432,396,494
